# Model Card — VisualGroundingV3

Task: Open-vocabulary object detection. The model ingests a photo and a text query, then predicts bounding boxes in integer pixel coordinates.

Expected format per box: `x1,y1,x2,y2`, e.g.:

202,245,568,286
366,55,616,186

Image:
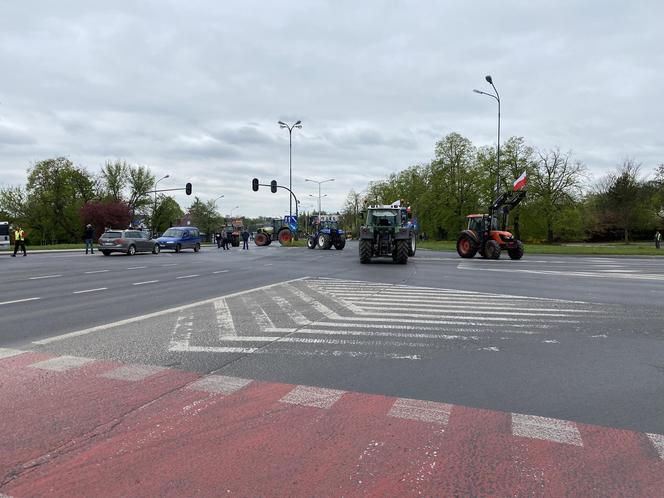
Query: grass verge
418,240,664,256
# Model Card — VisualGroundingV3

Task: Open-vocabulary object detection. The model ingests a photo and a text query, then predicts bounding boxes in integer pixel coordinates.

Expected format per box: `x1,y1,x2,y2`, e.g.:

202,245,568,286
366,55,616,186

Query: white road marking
34,277,308,345
176,274,199,279
388,398,452,425
127,266,147,270
72,287,108,294
0,348,27,360
0,297,41,306
279,385,345,409
244,296,275,329
263,327,478,341
269,294,311,325
213,335,436,348
542,339,560,344
28,355,95,372
215,298,237,338
358,303,596,314
101,364,166,381
285,283,340,319
212,270,229,274
590,334,608,338
28,274,62,280
331,314,578,324
187,375,252,395
160,263,178,267
479,346,500,351
132,280,159,286
512,413,583,446
85,269,109,274
646,433,664,460
304,321,543,333
169,344,258,354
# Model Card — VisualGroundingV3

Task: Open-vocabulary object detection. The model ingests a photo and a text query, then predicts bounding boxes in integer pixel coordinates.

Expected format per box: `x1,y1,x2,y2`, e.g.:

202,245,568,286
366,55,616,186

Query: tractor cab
367,209,399,228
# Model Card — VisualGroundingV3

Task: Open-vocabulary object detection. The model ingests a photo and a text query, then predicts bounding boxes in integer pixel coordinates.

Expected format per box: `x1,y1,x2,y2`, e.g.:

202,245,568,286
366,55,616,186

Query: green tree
151,196,184,235
25,157,95,243
188,197,221,242
127,165,156,219
530,148,585,243
101,160,129,201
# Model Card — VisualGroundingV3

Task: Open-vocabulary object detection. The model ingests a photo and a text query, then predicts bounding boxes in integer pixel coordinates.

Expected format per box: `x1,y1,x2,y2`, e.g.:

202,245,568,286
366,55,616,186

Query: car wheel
152,244,160,255
194,243,200,253
175,243,181,253
102,250,111,256
127,245,136,256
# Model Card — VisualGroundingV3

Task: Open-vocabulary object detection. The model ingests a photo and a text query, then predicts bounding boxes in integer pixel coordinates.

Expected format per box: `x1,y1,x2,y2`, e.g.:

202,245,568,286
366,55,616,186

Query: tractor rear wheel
508,240,524,260
318,233,331,249
485,239,501,259
278,229,292,245
307,237,316,249
254,232,269,246
333,238,345,250
456,234,478,258
359,240,372,263
408,235,416,256
395,239,409,264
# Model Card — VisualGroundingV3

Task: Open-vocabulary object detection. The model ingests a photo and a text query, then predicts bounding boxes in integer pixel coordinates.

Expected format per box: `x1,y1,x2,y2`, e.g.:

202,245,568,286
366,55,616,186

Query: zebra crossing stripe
187,375,253,395
388,398,452,425
0,348,26,360
28,356,95,372
215,298,237,338
647,433,664,459
512,413,583,446
268,293,311,325
101,364,167,382
279,385,345,409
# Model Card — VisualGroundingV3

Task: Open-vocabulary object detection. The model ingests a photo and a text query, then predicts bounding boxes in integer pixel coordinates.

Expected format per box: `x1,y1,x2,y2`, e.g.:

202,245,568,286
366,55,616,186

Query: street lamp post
473,75,501,197
305,178,334,222
153,174,170,235
229,205,239,218
213,195,224,206
278,120,302,219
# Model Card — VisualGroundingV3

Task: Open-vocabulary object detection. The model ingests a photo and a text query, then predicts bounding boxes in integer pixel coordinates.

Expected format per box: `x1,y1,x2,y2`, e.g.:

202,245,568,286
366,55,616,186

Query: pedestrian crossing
168,277,614,360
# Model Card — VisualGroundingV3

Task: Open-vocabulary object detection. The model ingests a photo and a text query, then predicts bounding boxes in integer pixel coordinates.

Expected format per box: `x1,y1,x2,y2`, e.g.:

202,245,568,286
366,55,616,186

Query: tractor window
368,210,397,226
468,217,483,233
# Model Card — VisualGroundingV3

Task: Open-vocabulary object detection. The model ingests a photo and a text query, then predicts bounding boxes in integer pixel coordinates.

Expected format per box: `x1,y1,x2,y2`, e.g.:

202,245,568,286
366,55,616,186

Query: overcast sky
1,1,662,218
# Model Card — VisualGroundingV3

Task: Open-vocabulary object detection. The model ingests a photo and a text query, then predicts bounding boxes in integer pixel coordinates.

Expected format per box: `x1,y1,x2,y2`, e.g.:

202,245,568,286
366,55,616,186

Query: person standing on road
242,228,250,250
83,224,95,254
656,230,662,249
224,231,231,250
11,225,27,257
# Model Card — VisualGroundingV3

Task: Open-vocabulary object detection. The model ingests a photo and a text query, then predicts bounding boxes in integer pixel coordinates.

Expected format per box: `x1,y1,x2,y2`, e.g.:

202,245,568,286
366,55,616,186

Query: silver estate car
98,229,160,256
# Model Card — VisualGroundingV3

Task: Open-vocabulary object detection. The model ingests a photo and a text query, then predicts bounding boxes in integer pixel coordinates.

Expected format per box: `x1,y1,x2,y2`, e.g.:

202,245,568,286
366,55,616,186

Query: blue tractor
307,214,346,250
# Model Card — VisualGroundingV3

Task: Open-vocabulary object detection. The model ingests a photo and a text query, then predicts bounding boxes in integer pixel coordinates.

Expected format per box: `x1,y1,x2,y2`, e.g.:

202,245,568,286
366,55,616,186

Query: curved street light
229,205,240,218
305,178,334,221
278,120,302,219
473,75,501,197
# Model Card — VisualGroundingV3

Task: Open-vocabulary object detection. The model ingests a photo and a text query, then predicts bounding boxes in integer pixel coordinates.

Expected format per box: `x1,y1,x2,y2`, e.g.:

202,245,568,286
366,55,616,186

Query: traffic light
270,180,277,193
252,178,259,192
185,182,192,195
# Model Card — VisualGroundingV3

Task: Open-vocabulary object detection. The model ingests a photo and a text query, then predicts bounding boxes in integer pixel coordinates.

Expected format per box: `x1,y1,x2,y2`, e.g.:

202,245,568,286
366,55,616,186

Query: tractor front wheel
359,240,372,263
254,233,269,246
508,240,524,260
395,239,409,264
456,234,478,258
485,239,501,259
408,235,417,257
333,238,345,250
307,237,316,249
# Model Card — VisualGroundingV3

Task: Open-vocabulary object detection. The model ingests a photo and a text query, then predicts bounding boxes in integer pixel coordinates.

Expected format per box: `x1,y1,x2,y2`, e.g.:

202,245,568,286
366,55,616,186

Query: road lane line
0,297,41,306
512,413,583,446
187,375,253,395
176,274,199,279
0,348,27,359
388,398,452,424
85,269,109,274
28,355,95,372
28,274,62,280
212,270,229,274
160,263,178,267
127,266,147,270
279,385,345,409
35,277,308,345
72,287,108,294
132,280,159,286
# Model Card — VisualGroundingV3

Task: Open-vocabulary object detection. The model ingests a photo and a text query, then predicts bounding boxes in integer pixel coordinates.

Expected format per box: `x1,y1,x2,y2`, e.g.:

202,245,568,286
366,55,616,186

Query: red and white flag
513,171,527,191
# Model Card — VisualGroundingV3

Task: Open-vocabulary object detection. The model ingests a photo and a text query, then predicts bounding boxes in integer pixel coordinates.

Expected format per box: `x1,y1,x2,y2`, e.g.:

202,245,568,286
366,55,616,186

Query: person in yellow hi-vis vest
12,226,27,257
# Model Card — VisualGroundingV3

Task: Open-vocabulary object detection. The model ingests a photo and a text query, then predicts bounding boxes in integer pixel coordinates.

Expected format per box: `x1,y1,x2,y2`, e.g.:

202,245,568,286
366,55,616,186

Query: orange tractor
456,190,526,260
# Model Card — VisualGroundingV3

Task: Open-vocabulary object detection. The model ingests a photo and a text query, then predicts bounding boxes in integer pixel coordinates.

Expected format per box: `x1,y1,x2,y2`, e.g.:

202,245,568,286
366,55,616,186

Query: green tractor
359,204,416,264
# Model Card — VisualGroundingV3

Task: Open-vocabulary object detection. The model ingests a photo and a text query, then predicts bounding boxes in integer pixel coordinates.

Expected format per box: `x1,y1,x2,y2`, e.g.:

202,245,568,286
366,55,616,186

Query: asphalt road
2,243,664,434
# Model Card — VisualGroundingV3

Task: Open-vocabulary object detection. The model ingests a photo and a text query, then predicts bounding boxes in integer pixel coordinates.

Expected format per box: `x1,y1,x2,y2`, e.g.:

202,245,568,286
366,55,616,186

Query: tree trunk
547,216,554,244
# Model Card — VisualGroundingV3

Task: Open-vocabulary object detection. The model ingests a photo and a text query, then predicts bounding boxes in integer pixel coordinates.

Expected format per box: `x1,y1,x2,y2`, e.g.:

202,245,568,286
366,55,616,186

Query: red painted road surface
1,349,663,497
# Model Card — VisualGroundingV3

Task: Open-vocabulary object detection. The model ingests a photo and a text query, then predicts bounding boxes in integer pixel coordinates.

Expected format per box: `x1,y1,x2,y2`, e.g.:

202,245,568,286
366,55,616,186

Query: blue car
156,227,201,253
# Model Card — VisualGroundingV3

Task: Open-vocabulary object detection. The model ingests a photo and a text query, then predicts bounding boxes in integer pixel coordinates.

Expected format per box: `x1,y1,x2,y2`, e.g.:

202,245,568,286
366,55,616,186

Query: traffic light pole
257,183,299,221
